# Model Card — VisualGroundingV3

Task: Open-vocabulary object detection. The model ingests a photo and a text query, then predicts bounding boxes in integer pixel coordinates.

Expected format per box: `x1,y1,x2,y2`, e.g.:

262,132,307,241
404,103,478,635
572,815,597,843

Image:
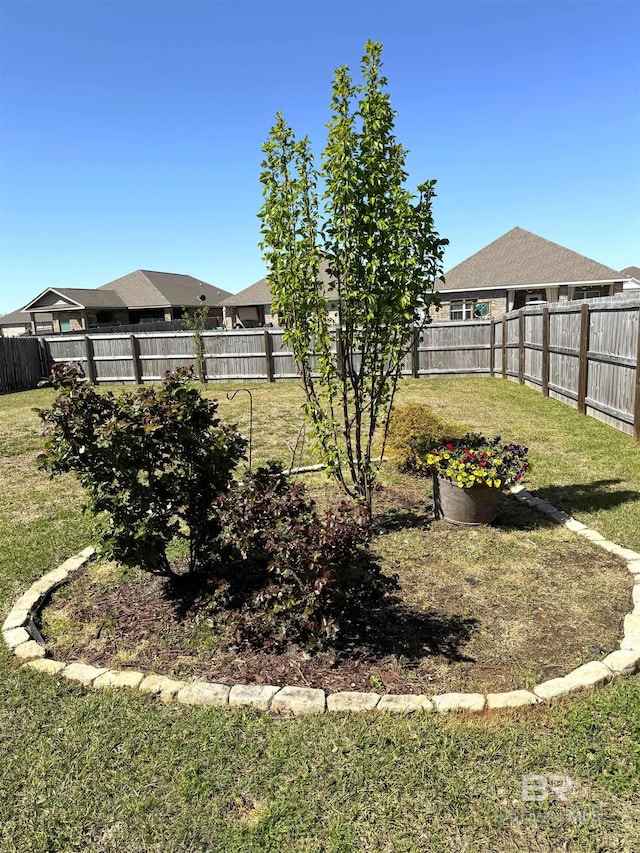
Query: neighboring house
621,266,640,283
21,270,232,334
220,276,277,329
221,263,338,329
433,227,638,321
0,309,53,338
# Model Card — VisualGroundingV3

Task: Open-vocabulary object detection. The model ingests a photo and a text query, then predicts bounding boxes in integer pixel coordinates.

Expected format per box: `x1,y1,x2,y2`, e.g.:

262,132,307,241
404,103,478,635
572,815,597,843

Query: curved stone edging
4,489,640,716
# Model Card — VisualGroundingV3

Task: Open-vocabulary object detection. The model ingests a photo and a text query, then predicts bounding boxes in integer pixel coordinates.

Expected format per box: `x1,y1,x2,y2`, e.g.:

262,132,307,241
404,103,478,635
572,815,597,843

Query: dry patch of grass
0,451,83,526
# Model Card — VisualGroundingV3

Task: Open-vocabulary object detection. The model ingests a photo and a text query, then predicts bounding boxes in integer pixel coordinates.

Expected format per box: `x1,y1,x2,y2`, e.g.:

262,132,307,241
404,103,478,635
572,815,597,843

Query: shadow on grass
378,476,640,535
537,480,640,517
373,506,433,532
377,493,556,534
336,604,478,664
492,495,558,532
492,481,639,532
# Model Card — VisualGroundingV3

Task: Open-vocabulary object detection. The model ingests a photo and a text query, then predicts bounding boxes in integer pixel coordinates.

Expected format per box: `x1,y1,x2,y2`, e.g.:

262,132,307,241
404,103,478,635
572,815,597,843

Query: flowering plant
417,433,530,489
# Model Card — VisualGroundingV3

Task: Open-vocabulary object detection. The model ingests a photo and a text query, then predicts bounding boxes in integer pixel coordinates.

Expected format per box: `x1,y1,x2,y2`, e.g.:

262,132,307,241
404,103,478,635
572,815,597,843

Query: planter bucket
433,475,501,526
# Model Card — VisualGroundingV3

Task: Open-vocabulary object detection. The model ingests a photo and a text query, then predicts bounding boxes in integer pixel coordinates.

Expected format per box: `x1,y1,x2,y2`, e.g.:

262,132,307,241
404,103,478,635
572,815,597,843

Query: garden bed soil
40,477,633,695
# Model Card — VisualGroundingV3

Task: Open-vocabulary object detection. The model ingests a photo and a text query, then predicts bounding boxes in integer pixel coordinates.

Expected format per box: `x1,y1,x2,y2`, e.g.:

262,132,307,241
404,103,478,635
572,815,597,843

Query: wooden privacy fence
29,298,640,440
0,337,49,393
495,300,640,439
42,324,494,387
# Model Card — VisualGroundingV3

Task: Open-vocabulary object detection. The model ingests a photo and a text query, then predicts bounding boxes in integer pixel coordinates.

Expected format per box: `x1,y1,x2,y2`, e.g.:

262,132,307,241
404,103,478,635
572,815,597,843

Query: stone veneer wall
431,295,507,322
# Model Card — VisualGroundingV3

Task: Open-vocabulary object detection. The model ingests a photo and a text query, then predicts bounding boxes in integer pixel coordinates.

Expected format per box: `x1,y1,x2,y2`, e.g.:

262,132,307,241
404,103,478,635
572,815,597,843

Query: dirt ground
40,474,632,695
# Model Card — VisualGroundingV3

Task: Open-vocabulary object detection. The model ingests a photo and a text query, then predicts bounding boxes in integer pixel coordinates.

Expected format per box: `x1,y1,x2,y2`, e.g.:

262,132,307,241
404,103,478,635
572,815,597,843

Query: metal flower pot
433,474,501,526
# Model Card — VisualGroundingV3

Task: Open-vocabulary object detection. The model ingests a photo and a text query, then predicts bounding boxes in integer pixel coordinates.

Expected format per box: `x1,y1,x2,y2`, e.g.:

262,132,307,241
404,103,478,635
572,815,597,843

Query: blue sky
1,0,639,315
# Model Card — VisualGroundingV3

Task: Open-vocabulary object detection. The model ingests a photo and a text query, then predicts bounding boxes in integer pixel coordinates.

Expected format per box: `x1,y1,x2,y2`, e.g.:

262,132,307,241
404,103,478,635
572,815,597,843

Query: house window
572,288,601,301
450,300,476,321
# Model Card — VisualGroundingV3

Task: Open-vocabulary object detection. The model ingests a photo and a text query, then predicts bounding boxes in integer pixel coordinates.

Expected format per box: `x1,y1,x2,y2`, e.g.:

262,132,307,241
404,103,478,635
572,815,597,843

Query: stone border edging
4,488,640,716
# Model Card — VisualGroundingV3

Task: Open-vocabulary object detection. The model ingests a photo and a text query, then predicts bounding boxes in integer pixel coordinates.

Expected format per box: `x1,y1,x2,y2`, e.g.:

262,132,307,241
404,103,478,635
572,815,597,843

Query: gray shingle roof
222,262,337,307
440,227,623,291
22,271,233,313
99,270,232,308
621,266,640,279
220,277,273,307
0,308,53,326
23,288,127,311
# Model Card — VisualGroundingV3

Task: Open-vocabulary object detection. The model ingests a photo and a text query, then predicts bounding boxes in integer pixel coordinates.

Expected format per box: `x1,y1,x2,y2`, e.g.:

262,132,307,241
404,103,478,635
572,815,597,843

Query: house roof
0,308,53,326
23,288,127,312
221,277,273,307
22,271,233,313
440,227,624,292
98,270,232,308
621,266,640,280
222,262,337,307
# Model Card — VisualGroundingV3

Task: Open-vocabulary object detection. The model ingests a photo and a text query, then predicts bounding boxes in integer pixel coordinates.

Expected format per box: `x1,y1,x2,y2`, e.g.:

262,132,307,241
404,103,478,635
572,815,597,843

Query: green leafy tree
259,41,447,518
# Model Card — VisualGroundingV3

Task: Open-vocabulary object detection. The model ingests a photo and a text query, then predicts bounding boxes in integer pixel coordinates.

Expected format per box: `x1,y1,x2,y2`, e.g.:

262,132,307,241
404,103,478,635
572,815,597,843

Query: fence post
83,336,96,384
37,337,51,379
130,334,142,384
411,327,420,378
542,306,550,397
264,330,274,383
489,319,495,377
518,311,525,384
501,316,507,379
577,303,590,415
634,307,640,441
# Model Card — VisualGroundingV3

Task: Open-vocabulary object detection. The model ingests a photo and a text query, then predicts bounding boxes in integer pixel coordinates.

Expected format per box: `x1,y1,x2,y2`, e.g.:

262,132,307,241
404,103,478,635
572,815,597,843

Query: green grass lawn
1,378,639,852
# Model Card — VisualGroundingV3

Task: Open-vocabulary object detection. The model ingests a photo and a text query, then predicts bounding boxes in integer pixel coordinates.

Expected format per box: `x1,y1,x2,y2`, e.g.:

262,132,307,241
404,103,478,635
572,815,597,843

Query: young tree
259,41,448,518
182,302,209,384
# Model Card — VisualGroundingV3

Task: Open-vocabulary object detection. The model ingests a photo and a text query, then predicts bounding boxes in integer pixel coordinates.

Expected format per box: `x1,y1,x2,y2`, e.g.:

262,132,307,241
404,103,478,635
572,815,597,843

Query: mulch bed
40,478,632,695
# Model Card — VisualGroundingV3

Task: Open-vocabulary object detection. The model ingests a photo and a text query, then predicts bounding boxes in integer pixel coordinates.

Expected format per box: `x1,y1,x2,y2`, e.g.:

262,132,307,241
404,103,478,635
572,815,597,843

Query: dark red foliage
216,464,399,650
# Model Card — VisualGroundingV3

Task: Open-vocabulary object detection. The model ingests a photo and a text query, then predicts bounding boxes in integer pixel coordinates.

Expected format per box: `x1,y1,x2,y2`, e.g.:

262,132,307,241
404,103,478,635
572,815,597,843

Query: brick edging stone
4,487,640,716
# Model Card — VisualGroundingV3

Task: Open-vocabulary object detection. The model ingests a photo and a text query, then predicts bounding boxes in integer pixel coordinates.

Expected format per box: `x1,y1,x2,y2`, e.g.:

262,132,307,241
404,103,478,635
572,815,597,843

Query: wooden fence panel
417,320,491,376
143,332,199,380
201,331,269,382
525,346,543,388
523,311,543,388
547,307,581,408
590,305,638,359
0,337,46,393
584,305,639,435
91,335,135,382
493,317,503,378
46,336,85,364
